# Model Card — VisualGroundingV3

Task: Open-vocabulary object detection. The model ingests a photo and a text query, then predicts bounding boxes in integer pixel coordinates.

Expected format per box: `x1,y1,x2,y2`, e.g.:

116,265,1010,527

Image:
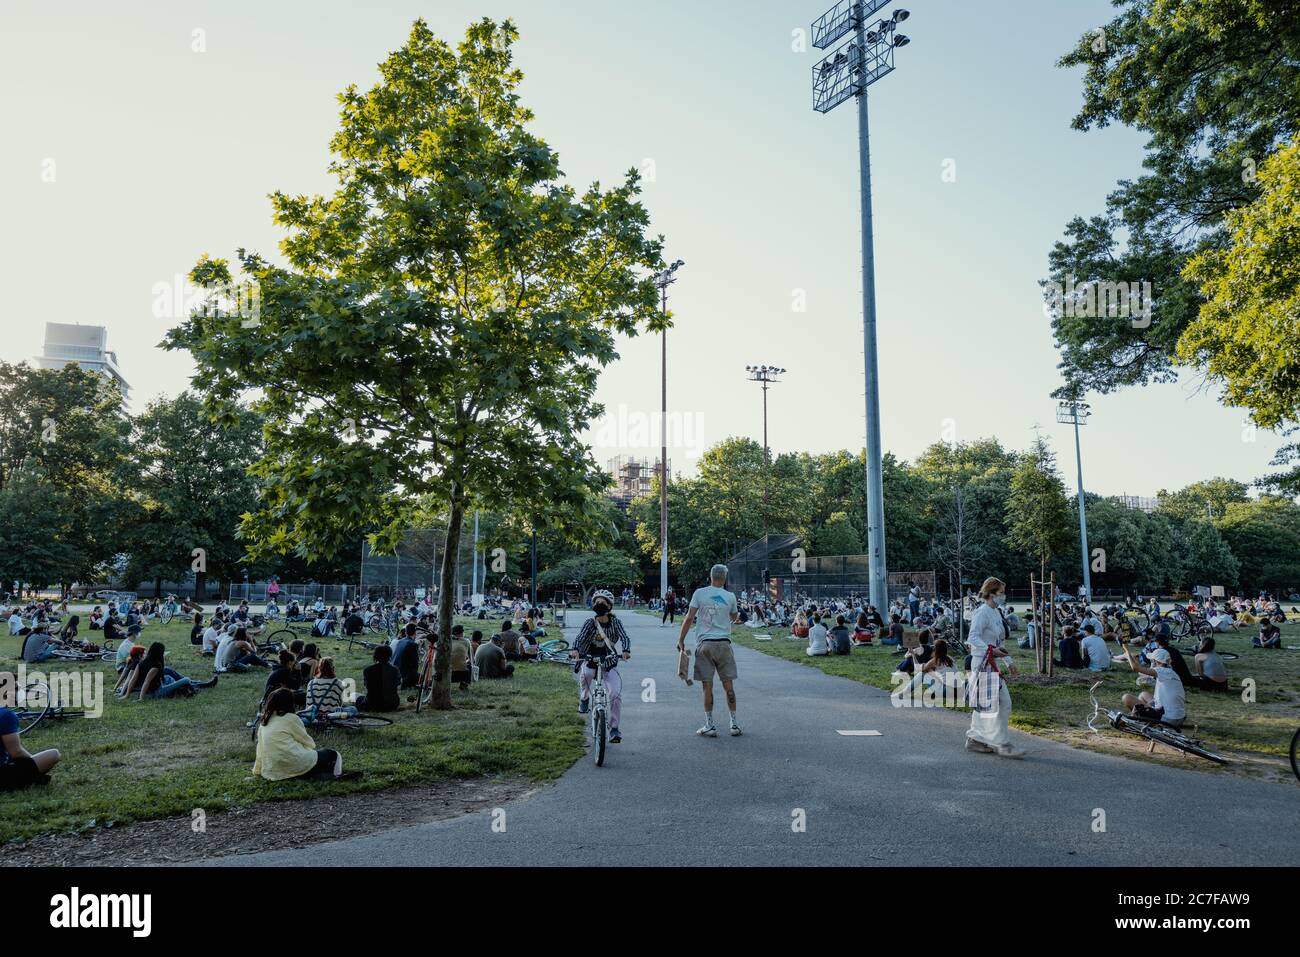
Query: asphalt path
216,609,1299,866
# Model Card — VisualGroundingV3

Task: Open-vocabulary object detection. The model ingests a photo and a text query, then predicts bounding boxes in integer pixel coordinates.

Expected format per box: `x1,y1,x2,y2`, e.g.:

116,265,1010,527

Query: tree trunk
154,576,163,599
430,482,466,712
194,571,207,602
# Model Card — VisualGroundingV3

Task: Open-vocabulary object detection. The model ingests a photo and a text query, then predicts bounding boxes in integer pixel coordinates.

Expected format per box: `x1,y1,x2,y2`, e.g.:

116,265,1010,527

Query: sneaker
995,744,1025,759
696,723,718,737
578,698,589,715
729,723,742,736
609,728,622,744
196,676,218,689
965,737,994,753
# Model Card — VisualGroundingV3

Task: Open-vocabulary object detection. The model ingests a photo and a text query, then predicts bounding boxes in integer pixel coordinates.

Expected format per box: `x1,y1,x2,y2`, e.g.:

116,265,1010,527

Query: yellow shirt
253,713,320,781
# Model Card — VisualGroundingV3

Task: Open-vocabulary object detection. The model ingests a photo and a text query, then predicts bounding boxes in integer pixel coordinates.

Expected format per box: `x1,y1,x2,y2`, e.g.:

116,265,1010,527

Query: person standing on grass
677,564,742,738
964,577,1022,759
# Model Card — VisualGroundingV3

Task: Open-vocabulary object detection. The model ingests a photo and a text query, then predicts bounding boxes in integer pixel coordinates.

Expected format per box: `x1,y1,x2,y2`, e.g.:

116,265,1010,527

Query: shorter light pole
1057,398,1093,605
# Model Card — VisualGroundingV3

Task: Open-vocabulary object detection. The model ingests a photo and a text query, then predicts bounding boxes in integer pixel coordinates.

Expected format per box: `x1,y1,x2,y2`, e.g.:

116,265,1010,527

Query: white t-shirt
7,613,23,634
807,623,829,655
1080,633,1111,670
215,635,243,672
1151,665,1186,722
689,586,737,642
202,626,221,654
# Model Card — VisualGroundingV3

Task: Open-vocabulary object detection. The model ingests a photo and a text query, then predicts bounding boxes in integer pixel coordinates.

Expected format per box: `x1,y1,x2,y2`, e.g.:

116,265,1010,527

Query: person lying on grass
0,707,60,792
120,642,217,700
254,688,359,783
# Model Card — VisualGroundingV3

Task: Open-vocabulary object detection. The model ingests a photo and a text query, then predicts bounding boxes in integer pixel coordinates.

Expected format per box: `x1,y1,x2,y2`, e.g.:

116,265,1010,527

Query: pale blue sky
0,0,1275,496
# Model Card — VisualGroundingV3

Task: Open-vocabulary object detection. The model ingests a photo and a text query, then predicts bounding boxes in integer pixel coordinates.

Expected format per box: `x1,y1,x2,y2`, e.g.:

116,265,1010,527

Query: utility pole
653,259,685,599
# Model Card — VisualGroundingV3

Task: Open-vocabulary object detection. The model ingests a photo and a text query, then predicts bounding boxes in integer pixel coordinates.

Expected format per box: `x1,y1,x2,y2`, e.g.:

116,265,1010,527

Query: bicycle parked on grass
1086,681,1226,765
157,595,180,624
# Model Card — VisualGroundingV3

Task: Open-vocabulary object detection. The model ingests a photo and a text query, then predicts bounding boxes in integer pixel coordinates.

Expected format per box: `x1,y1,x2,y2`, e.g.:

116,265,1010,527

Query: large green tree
165,18,665,709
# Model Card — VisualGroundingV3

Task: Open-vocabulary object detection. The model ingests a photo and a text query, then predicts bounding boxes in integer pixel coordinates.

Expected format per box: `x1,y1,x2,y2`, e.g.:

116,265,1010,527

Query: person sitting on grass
1079,623,1111,671
879,614,905,647
294,642,321,684
254,688,358,782
6,608,28,637
805,614,830,657
0,706,60,792
1056,625,1084,669
896,628,934,675
21,625,54,663
200,617,223,657
114,645,146,696
1189,636,1231,693
892,637,957,702
475,632,515,680
262,649,305,709
498,619,526,661
1254,620,1282,649
88,606,104,630
57,615,80,643
356,645,401,712
188,612,205,647
121,642,217,700
852,609,874,645
1018,612,1037,650
215,626,270,673
1118,642,1186,728
450,626,473,691
829,615,853,656
391,623,421,689
303,657,352,715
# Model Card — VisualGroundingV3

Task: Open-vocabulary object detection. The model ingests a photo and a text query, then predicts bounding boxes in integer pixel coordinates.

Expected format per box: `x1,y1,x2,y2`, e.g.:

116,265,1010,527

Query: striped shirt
575,615,630,668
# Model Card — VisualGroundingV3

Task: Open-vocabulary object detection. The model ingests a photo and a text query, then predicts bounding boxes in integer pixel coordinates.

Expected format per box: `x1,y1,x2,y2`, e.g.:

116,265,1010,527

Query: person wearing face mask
964,577,1022,758
572,589,631,742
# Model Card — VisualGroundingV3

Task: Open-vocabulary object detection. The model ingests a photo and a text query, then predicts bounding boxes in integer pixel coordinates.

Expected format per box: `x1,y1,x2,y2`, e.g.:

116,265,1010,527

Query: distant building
34,322,129,399
606,455,663,507
1113,494,1158,514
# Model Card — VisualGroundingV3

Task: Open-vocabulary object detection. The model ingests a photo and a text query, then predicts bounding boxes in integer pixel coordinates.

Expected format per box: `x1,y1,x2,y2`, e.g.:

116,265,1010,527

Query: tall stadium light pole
471,510,480,597
1057,399,1093,605
745,364,786,537
654,259,685,600
810,0,910,613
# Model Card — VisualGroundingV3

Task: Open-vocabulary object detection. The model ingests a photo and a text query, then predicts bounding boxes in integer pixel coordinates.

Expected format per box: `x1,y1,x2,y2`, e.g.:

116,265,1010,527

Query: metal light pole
654,259,685,600
1057,399,1093,605
471,510,480,597
745,364,786,537
811,0,910,614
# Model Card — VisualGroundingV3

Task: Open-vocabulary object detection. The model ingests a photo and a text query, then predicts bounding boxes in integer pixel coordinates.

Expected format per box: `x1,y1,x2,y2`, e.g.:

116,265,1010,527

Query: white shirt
201,626,221,654
1152,665,1186,722
215,634,243,672
966,603,1006,672
7,613,23,634
1080,633,1111,670
807,623,829,655
688,586,738,642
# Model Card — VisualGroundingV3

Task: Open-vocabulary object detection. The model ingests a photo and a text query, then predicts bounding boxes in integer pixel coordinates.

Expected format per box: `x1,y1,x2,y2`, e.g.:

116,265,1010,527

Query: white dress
965,602,1012,748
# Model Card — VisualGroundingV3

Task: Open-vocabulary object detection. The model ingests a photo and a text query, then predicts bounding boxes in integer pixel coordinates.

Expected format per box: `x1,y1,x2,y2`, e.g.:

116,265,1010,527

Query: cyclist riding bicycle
572,590,631,744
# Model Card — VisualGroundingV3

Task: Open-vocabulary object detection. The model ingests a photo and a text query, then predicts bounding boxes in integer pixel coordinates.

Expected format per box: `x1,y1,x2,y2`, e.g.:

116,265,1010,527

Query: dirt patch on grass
2,775,540,866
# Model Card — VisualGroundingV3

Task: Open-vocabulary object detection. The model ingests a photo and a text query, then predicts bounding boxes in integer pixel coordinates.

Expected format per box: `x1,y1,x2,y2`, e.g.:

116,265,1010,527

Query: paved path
217,610,1299,866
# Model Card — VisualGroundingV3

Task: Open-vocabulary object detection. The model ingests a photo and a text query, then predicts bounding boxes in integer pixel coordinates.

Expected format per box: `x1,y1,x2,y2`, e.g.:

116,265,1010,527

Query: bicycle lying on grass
14,680,88,734
1291,727,1300,784
1086,681,1227,765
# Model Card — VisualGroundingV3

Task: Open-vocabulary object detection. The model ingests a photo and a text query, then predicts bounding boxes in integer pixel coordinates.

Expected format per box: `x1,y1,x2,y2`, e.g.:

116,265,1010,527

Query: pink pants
579,665,622,728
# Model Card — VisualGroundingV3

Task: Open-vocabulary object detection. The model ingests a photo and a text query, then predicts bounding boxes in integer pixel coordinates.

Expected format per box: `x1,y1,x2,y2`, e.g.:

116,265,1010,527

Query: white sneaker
995,744,1025,759
696,723,718,737
729,723,742,736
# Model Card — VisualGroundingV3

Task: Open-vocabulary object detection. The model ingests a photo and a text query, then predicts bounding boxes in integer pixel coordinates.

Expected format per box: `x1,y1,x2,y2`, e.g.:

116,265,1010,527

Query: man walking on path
677,564,741,738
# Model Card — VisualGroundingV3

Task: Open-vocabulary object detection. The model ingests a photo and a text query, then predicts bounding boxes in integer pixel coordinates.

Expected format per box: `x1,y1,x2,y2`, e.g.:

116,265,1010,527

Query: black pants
303,749,340,780
0,756,41,791
662,607,674,624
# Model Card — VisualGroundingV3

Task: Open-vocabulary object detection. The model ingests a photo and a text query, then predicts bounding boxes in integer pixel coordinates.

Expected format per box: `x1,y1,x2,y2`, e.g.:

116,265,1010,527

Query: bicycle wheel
1291,728,1300,783
1124,609,1149,632
159,607,174,624
539,638,569,652
414,651,436,714
593,708,607,767
342,714,393,729
266,628,299,647
1218,651,1240,661
50,649,97,662
17,682,50,734
1168,614,1190,639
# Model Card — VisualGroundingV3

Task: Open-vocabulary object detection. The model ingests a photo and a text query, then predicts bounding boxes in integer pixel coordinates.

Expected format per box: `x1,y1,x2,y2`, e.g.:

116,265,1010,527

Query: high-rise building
34,322,130,398
606,455,663,506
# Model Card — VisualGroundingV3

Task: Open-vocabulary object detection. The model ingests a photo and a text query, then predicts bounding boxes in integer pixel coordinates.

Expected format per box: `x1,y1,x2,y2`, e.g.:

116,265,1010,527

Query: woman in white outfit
965,577,1023,758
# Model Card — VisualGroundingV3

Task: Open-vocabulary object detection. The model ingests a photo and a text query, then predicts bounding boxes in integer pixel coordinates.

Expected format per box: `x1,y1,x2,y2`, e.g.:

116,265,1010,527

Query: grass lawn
0,617,584,845
726,617,1300,781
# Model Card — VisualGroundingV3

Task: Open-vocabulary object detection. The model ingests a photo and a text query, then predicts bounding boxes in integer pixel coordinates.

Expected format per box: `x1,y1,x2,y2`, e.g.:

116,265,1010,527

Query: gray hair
710,564,729,582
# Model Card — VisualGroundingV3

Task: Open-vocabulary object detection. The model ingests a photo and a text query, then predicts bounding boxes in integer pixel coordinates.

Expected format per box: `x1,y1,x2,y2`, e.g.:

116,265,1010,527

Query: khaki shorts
693,640,737,682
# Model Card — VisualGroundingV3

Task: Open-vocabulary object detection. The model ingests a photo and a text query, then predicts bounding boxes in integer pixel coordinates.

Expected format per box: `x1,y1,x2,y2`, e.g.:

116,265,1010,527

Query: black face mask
593,602,611,616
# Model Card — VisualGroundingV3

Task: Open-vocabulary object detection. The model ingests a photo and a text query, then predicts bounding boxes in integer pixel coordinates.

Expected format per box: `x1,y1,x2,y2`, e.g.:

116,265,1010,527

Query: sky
0,0,1278,498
